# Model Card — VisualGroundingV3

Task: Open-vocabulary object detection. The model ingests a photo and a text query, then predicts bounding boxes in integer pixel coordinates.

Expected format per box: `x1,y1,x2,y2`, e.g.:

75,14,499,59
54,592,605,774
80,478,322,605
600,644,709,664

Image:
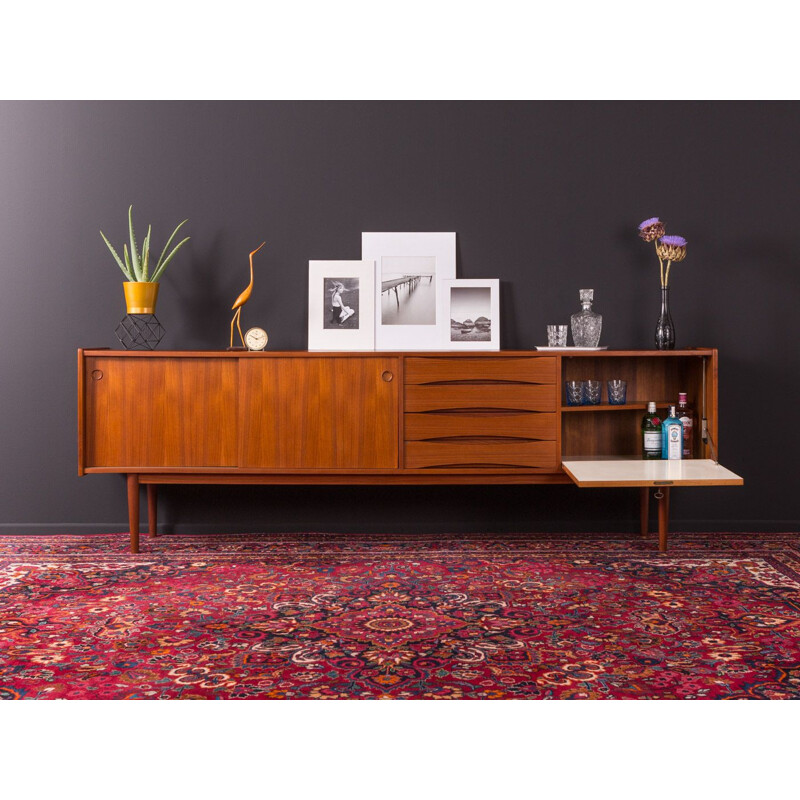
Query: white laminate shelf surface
561,458,743,487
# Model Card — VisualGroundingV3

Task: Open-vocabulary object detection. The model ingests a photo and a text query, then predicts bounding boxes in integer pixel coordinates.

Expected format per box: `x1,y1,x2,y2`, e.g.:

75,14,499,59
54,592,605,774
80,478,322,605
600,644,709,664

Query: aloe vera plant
101,206,189,282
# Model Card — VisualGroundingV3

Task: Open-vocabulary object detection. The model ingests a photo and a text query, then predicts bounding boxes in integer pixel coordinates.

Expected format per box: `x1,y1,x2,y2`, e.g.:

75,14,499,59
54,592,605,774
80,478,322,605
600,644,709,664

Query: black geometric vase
115,314,165,350
654,287,675,350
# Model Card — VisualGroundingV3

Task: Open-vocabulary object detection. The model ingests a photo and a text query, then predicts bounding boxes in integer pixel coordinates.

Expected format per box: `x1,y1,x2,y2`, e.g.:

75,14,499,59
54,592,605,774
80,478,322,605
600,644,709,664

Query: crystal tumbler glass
547,325,568,347
565,380,583,406
607,379,627,405
583,380,602,405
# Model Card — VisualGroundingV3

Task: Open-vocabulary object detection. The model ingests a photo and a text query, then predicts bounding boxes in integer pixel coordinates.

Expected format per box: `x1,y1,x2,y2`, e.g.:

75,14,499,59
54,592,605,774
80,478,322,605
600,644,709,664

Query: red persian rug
1,532,798,700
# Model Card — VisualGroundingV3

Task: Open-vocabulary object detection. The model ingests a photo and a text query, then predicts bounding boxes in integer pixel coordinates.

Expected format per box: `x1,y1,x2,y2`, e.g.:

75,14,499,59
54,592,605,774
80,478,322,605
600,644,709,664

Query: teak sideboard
77,349,742,553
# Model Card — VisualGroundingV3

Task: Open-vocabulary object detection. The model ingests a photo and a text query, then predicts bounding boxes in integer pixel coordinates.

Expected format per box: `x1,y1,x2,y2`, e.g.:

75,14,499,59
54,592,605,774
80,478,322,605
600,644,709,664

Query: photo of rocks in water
450,286,492,341
381,256,436,325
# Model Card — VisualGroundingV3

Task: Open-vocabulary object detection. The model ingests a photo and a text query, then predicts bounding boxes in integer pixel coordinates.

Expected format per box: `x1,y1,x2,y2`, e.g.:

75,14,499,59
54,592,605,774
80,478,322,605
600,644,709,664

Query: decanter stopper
570,289,602,347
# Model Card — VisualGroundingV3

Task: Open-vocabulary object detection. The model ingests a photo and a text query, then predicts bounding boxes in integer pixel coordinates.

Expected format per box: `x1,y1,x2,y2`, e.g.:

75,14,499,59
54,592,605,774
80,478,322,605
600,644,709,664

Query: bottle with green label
661,405,683,460
641,401,662,459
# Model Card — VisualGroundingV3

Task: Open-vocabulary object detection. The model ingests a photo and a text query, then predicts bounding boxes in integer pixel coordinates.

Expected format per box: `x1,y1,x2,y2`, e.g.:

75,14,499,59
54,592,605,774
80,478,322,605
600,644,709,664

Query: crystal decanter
570,289,602,347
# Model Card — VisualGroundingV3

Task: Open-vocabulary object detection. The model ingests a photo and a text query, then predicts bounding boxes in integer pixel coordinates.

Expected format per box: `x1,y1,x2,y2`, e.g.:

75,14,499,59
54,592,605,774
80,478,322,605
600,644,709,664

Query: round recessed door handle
91,370,104,381
381,370,394,382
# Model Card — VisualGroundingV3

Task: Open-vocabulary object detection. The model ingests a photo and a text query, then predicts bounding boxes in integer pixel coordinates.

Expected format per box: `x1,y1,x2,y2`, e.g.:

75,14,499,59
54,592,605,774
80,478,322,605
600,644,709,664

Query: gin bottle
570,289,602,347
641,401,662,459
676,392,695,459
661,405,683,460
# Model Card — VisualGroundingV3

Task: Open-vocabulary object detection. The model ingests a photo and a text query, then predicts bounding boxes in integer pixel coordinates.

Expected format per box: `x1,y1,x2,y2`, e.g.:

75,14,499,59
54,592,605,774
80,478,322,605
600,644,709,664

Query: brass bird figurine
230,242,266,349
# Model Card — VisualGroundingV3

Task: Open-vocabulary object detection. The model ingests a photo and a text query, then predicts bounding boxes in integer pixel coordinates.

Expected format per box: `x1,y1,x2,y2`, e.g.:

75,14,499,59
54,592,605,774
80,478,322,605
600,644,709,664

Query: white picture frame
439,279,500,351
308,260,375,351
363,232,456,351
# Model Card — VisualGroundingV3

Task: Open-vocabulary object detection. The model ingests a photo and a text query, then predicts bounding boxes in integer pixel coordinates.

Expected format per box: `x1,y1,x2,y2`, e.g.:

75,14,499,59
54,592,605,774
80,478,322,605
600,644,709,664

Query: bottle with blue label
662,405,683,460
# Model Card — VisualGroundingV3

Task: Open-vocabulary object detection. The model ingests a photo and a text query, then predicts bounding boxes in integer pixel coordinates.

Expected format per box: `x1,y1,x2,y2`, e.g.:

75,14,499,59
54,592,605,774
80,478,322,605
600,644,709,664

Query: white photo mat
362,232,456,351
307,260,375,351
439,279,500,350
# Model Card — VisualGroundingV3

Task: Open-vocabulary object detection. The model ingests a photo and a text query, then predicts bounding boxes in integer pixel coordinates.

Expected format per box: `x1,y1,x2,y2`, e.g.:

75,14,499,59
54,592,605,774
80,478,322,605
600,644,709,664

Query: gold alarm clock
244,327,268,351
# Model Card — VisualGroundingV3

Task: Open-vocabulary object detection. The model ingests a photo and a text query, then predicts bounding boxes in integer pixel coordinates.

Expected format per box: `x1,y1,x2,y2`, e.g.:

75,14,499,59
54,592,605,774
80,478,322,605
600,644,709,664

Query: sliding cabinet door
84,356,238,468
239,357,399,469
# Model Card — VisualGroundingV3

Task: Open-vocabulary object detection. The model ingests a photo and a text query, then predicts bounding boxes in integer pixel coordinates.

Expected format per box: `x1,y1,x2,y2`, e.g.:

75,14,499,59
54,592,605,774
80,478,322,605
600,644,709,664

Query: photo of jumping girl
324,278,359,329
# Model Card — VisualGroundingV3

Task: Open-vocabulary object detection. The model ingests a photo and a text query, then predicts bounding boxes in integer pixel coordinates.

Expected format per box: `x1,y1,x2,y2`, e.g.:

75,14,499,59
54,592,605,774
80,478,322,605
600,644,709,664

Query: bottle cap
669,405,677,416
678,392,687,402
647,401,656,413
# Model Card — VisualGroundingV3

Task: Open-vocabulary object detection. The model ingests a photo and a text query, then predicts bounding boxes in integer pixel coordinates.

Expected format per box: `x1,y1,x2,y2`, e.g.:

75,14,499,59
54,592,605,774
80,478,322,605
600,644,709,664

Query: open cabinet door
561,458,743,553
561,458,743,487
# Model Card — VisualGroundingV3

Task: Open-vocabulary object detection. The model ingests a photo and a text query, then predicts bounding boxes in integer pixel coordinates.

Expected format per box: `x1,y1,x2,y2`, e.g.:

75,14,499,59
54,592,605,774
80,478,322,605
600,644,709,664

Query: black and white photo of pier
380,256,436,325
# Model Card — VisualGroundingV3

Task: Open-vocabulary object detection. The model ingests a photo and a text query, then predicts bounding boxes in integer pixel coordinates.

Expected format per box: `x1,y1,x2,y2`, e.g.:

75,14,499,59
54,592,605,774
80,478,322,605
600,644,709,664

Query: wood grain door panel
84,357,238,467
240,358,399,468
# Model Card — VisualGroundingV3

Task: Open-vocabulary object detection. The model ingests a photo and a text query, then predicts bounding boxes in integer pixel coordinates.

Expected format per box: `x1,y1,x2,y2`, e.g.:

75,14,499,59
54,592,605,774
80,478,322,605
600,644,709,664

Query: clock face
244,327,268,351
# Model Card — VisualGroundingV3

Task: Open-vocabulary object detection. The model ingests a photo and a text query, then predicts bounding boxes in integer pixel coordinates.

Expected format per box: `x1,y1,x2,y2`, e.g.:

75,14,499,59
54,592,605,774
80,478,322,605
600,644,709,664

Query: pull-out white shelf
562,458,743,551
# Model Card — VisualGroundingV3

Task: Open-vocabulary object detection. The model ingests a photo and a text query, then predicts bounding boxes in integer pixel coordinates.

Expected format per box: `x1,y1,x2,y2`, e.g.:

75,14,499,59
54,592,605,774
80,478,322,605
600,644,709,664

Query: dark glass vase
654,286,675,350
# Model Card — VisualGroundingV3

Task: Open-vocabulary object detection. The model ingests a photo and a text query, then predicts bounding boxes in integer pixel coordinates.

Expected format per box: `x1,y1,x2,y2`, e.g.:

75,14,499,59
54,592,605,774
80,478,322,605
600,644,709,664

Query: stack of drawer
403,357,559,470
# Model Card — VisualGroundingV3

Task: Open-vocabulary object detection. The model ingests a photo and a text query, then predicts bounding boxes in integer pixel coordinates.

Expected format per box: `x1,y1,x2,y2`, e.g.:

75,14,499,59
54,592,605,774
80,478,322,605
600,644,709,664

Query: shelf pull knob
381,370,394,382
91,370,104,381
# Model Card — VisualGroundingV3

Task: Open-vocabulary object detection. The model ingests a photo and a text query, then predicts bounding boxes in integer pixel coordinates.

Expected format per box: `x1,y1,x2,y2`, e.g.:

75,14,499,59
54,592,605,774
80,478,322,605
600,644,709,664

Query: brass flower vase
123,281,159,314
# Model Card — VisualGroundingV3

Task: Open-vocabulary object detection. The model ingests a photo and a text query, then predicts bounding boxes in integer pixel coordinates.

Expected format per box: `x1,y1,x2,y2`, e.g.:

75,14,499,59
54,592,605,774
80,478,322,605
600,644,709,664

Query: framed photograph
362,232,456,351
439,279,500,350
308,260,375,351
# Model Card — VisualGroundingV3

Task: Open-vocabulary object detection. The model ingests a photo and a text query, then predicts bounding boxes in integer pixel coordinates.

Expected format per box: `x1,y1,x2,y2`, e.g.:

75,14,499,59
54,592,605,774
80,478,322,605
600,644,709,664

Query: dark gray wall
1,101,797,534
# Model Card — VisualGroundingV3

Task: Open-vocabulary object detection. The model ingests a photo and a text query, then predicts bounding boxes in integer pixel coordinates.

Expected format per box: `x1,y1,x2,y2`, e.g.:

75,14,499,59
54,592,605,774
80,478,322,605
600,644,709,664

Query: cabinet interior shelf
561,402,675,412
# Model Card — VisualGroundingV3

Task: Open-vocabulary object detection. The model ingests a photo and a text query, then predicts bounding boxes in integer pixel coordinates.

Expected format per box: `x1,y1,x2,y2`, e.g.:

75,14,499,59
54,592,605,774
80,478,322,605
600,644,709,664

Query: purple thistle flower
638,217,665,242
657,234,688,265
659,235,687,247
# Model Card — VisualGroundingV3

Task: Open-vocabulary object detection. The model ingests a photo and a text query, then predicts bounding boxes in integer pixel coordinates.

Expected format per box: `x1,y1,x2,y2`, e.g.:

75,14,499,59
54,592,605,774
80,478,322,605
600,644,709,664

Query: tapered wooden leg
657,487,671,553
127,473,140,554
147,484,158,538
640,488,650,537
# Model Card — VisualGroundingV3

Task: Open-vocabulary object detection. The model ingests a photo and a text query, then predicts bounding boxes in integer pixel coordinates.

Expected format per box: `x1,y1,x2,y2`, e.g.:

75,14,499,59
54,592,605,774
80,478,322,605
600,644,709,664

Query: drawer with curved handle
404,411,557,441
405,383,557,413
405,440,558,470
405,357,556,384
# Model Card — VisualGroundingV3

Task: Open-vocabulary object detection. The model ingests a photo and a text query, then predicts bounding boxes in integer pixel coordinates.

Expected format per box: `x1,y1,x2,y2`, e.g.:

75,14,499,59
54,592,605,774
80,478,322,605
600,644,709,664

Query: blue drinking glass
607,379,627,405
565,380,583,406
583,380,602,405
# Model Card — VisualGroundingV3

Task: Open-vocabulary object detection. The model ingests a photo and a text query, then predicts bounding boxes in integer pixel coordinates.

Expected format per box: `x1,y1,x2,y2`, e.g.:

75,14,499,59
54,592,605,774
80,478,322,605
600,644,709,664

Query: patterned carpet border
1,532,798,700
1,529,799,559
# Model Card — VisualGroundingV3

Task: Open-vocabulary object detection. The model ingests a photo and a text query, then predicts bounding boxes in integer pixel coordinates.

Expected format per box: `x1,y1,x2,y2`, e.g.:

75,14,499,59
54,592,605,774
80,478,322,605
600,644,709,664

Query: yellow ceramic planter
123,282,159,314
